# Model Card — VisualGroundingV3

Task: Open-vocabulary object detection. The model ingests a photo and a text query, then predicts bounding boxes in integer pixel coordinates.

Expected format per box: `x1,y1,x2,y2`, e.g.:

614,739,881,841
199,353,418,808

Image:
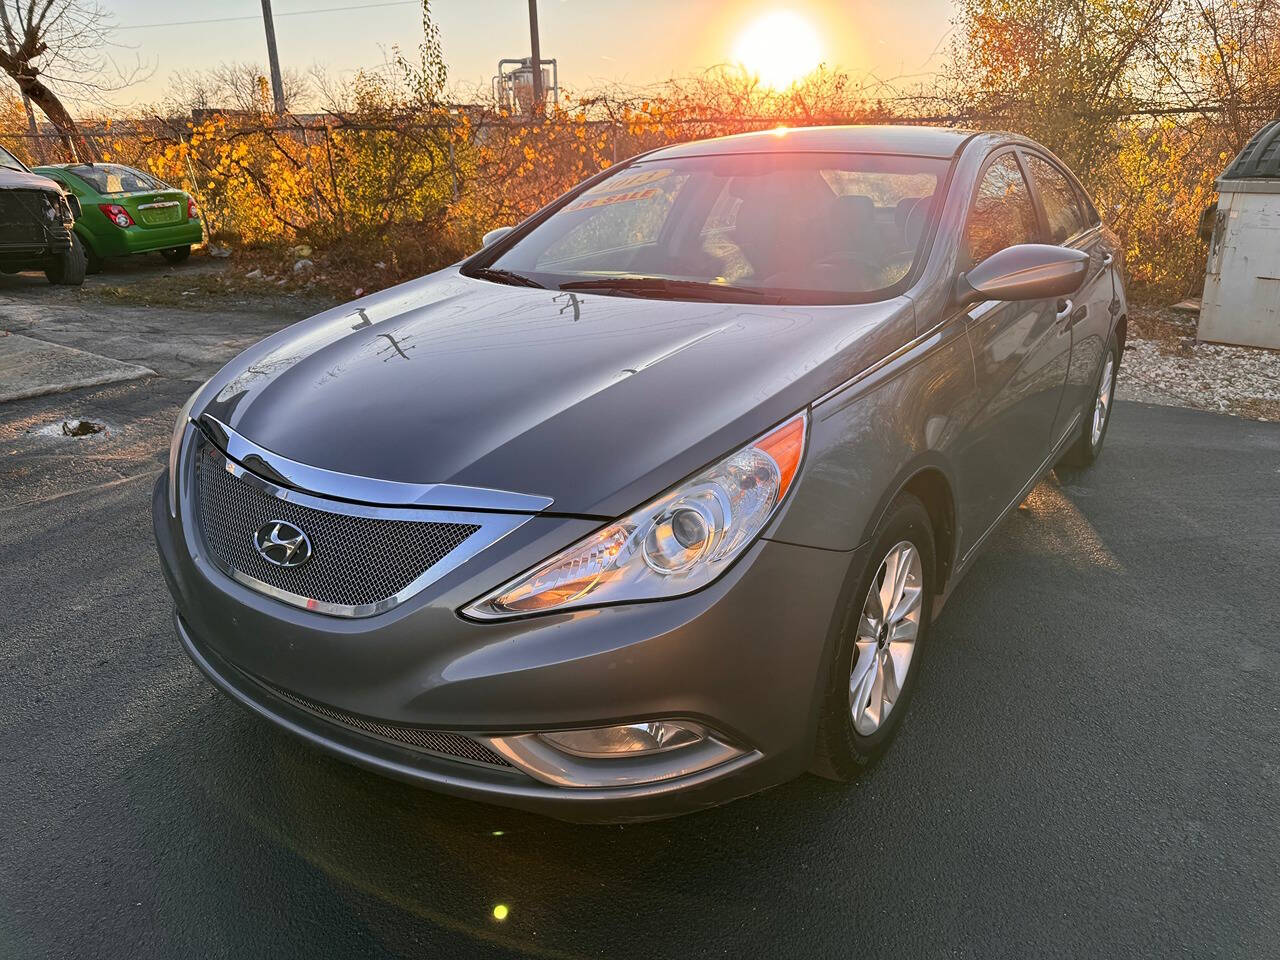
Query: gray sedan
154,125,1127,821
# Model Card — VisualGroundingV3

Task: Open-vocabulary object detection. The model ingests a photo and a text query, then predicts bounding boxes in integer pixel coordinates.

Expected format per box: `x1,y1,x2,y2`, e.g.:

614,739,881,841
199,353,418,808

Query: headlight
167,381,208,516
464,412,806,619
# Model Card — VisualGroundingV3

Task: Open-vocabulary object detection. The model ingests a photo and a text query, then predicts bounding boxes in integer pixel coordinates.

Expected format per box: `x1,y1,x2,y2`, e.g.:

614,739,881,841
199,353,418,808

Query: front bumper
154,471,860,822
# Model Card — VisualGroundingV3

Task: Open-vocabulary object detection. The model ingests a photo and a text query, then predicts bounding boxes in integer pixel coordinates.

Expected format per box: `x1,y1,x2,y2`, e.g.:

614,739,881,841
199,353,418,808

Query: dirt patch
0,249,338,316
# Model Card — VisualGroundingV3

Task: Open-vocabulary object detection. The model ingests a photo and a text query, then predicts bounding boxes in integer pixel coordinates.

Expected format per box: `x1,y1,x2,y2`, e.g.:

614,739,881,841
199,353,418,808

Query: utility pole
260,0,287,114
527,0,543,114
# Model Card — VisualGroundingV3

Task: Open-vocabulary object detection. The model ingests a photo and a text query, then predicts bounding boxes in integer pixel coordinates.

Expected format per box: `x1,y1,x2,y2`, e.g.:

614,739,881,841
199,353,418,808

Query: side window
1076,187,1101,227
966,153,1038,265
1025,154,1086,244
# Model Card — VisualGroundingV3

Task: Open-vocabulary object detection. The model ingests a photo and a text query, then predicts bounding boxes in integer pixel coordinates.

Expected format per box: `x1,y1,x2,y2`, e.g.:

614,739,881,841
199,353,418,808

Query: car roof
642,125,979,161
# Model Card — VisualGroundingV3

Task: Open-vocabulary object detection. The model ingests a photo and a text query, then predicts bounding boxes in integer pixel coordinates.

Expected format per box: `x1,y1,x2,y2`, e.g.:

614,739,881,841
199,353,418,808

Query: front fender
768,314,976,556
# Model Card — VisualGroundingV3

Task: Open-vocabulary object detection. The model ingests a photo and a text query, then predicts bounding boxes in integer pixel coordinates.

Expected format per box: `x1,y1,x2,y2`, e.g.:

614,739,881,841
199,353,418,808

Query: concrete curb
0,332,156,403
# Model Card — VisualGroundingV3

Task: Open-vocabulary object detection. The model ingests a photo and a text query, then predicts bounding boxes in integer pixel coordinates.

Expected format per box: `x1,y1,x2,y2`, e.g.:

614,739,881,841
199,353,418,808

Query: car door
1022,151,1118,444
953,149,1072,547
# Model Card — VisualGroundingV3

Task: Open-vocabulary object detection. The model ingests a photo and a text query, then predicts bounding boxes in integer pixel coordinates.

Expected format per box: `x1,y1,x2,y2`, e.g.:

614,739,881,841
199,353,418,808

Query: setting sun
733,10,823,88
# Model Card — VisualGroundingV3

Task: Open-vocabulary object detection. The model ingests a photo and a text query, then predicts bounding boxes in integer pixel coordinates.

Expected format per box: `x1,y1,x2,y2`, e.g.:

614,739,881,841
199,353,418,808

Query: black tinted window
966,154,1038,264
0,145,26,172
1026,154,1086,243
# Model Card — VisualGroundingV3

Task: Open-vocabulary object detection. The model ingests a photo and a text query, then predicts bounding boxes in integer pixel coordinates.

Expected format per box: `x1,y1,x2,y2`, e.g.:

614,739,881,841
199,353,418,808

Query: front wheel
812,493,935,780
45,234,87,286
1060,331,1119,468
161,245,191,264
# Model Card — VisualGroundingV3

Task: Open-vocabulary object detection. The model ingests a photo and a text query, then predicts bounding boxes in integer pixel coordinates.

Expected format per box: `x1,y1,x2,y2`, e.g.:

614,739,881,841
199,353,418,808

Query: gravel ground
1117,307,1280,421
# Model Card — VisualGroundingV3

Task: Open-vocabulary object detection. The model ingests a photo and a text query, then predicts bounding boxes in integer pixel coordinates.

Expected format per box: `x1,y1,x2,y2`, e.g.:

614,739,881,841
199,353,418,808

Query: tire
1060,331,1119,468
83,240,103,275
44,233,87,286
812,493,936,780
161,245,191,264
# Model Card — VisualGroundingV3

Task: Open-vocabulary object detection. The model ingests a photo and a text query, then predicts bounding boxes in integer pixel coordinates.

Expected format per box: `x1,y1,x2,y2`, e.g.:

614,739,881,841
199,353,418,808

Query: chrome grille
195,439,480,613
262,680,513,768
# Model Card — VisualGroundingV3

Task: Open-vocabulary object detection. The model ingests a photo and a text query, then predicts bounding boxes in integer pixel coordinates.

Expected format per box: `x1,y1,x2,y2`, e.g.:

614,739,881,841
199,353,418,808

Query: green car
33,162,203,273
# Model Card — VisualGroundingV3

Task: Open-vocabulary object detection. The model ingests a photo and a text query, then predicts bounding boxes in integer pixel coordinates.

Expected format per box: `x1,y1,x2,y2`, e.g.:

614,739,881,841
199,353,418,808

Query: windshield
474,152,948,303
69,163,167,195
0,144,27,172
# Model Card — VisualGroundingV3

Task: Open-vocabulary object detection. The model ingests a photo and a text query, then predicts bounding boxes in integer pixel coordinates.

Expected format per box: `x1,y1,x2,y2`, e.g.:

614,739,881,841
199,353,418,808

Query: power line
115,1,419,32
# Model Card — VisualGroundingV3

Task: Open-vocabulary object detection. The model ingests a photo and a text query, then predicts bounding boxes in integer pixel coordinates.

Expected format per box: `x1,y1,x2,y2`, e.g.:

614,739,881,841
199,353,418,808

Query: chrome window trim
200,415,554,513
196,444,538,618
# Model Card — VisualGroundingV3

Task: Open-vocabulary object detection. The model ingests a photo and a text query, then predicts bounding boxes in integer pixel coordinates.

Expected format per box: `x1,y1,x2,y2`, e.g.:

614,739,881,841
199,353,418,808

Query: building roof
644,125,978,161
1220,120,1280,181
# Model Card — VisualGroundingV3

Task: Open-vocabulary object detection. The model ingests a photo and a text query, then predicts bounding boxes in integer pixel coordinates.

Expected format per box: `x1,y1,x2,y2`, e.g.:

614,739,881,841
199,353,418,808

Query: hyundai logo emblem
254,520,312,568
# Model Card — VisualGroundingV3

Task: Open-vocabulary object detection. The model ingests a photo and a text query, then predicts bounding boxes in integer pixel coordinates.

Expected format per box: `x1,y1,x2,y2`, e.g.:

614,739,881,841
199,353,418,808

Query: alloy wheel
1092,353,1115,447
849,541,923,735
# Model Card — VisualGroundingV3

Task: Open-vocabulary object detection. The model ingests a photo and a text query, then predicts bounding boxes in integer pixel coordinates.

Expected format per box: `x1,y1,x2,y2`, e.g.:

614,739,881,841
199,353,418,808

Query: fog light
539,721,704,758
481,720,749,788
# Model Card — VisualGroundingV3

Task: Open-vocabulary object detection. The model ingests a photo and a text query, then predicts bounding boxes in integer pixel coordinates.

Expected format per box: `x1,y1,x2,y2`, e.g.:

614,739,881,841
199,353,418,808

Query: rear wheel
83,239,103,274
1060,331,1119,468
812,493,935,780
161,245,191,264
45,234,87,286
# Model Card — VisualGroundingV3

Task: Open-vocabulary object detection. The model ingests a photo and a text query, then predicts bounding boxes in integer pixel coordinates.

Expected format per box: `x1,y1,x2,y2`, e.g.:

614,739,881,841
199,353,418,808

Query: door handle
1056,299,1088,327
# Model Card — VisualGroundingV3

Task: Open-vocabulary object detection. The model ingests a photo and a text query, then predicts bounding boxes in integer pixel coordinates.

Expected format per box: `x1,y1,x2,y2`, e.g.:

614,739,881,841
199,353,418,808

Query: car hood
196,269,911,517
0,166,61,193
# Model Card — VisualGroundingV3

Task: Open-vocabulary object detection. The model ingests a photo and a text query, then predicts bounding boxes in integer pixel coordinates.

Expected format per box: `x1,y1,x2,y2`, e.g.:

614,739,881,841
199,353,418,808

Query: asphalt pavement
1,284,1277,957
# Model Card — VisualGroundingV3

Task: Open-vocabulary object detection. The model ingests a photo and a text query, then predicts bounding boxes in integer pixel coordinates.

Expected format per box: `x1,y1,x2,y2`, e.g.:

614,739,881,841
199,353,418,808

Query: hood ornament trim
198,415,553,513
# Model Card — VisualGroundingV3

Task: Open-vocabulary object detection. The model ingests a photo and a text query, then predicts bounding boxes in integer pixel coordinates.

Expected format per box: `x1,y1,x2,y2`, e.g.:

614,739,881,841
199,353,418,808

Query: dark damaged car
0,143,85,285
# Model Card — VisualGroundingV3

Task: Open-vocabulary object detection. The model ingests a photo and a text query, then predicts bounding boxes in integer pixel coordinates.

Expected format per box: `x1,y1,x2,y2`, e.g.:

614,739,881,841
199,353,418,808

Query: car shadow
0,250,215,295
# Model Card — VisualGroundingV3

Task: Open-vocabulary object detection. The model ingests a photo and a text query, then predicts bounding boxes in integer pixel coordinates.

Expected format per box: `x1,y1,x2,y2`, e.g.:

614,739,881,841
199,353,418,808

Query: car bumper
81,220,203,257
0,228,71,262
153,472,861,822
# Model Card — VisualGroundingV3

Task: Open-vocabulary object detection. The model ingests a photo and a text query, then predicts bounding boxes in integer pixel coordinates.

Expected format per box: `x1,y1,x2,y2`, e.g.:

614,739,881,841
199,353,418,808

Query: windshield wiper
558,277,777,303
470,266,545,288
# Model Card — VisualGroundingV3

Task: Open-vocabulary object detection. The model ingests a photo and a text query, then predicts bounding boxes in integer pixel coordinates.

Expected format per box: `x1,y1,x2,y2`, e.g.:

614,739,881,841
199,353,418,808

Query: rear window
69,164,167,195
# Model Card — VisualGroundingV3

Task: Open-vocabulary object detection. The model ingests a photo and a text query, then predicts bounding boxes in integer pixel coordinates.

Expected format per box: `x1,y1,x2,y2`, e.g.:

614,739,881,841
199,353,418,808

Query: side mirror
65,194,82,220
481,225,514,248
955,243,1089,307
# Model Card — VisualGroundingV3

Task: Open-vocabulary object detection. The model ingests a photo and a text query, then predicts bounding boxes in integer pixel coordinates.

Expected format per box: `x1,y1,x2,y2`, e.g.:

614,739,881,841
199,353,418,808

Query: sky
104,0,957,107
